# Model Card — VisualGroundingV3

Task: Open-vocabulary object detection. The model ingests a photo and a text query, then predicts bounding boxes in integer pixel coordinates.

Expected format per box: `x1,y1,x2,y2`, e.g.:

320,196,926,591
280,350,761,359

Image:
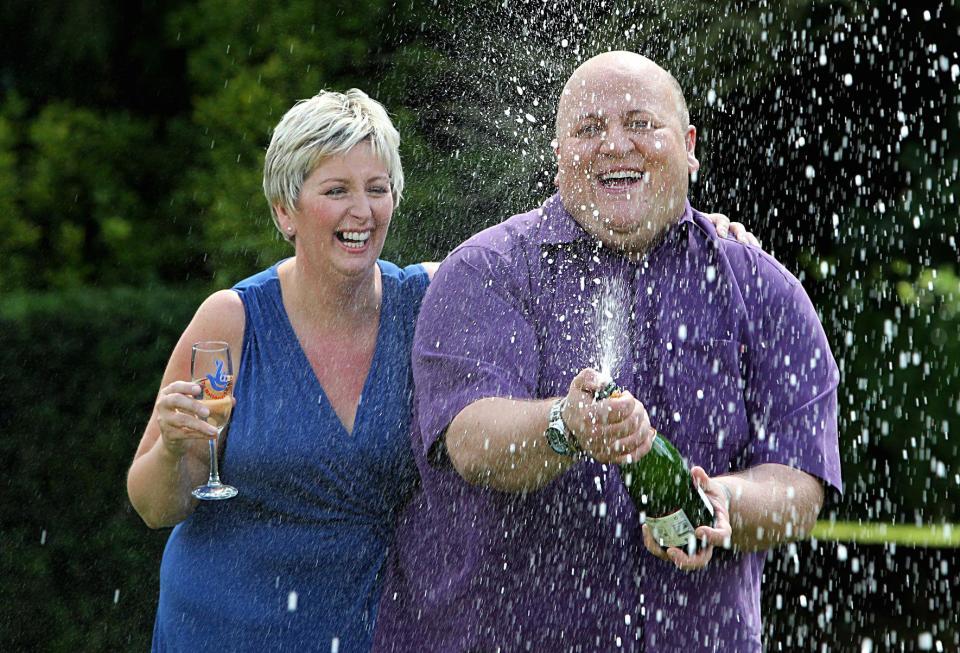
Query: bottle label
646,510,696,549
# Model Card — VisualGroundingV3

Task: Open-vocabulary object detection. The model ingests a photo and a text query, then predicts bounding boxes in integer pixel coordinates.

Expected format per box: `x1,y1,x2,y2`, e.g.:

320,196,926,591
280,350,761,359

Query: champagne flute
191,341,238,500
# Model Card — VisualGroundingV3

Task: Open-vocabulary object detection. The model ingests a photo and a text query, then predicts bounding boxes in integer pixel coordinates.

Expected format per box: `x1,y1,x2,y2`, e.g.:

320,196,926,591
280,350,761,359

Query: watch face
546,398,573,456
546,426,570,455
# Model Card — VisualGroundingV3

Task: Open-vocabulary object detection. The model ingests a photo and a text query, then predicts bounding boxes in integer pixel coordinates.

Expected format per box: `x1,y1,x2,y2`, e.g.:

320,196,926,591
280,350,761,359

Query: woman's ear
274,203,297,238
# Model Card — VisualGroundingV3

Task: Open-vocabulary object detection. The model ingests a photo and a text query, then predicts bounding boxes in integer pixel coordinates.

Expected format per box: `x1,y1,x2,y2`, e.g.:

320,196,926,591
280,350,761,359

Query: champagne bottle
595,380,716,551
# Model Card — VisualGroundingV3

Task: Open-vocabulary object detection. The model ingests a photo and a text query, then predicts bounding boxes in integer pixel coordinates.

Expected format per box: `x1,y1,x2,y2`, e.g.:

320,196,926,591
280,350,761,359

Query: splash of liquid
594,277,630,382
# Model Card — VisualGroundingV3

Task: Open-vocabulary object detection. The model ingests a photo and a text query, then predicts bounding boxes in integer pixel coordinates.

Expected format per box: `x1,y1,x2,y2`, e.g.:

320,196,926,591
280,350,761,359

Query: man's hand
641,466,733,571
562,368,656,465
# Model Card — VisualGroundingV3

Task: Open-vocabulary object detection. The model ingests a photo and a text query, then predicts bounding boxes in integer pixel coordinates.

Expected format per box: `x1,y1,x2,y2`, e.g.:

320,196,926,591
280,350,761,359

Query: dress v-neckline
274,263,390,438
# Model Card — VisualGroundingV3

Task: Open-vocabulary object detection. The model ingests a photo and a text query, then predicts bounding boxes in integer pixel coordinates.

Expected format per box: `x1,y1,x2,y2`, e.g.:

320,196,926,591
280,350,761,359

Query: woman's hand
154,381,220,457
704,212,761,247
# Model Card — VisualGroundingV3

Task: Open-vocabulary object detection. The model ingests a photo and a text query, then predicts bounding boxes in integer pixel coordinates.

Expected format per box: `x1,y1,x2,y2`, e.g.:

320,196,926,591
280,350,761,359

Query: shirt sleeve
411,244,540,459
740,258,843,496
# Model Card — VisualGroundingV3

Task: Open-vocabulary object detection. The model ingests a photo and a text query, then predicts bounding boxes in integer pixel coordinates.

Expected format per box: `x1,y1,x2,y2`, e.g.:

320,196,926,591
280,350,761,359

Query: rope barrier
811,521,960,547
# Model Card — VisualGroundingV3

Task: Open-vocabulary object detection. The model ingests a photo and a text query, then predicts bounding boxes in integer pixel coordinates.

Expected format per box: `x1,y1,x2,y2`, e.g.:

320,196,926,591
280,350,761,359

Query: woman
127,89,757,652
128,89,434,652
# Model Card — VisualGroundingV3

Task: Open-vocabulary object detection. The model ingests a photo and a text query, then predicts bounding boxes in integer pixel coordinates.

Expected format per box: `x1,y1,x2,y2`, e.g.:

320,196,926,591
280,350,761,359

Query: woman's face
278,140,393,281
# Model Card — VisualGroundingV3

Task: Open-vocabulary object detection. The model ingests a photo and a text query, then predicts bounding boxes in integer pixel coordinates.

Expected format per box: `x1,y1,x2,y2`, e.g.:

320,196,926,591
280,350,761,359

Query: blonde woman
128,90,434,652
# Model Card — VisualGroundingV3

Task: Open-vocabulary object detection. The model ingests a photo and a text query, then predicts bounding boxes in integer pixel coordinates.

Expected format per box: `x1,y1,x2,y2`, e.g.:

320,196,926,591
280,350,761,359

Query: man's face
554,57,699,254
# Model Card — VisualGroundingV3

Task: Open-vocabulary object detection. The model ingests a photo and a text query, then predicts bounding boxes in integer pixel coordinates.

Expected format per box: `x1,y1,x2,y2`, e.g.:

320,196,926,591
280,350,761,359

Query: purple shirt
374,195,842,653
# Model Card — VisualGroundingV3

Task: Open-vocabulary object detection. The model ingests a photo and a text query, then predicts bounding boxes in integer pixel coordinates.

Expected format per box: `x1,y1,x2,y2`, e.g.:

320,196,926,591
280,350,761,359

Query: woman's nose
351,194,374,219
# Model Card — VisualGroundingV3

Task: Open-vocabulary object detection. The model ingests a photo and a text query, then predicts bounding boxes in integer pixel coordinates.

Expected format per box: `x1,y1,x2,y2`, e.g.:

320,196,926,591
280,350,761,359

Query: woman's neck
278,257,381,332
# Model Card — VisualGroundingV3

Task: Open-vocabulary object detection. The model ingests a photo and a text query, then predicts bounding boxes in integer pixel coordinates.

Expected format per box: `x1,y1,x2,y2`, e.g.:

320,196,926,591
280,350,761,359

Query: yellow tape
811,521,960,547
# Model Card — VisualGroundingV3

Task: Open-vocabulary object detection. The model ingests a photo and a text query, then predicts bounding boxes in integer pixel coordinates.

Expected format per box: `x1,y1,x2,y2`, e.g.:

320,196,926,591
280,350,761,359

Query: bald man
373,52,841,653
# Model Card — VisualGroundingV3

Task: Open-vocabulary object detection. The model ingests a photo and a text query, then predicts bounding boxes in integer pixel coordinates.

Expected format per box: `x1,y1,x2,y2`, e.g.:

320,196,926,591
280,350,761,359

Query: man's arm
643,247,840,570
446,369,656,492
446,397,570,492
714,464,824,549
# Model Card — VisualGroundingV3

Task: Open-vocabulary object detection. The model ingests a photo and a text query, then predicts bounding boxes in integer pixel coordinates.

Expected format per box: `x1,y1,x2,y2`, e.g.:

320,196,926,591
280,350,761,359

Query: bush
0,285,205,651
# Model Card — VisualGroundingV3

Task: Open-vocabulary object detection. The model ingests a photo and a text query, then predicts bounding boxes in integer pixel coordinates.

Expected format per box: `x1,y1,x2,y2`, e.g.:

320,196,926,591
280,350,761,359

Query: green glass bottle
595,380,716,551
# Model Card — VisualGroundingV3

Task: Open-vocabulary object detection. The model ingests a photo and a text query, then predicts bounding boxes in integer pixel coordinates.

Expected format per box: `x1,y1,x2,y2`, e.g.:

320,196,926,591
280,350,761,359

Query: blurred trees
1,0,958,649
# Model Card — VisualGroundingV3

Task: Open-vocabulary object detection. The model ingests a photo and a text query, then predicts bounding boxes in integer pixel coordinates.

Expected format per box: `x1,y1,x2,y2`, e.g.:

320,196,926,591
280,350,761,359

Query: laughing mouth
336,230,371,249
597,170,649,188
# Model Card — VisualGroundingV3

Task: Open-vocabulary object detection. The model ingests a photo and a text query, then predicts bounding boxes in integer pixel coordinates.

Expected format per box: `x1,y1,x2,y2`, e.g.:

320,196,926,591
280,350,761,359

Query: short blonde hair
263,89,404,242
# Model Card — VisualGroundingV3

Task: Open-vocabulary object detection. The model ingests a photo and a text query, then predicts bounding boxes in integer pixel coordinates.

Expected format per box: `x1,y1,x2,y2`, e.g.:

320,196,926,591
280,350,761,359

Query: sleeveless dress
152,260,428,653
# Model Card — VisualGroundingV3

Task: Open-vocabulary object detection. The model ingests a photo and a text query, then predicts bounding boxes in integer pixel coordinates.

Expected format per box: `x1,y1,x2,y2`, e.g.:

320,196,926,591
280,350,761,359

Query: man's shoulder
427,201,557,300
684,209,827,340
687,208,801,292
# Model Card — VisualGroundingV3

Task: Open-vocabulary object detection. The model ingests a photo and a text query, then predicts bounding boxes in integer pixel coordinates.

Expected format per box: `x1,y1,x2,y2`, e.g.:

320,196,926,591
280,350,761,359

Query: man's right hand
561,368,655,465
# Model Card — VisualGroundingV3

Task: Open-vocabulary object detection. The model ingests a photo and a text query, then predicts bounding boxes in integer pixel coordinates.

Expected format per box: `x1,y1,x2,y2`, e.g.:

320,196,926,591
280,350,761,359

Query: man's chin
580,223,658,255
599,232,657,255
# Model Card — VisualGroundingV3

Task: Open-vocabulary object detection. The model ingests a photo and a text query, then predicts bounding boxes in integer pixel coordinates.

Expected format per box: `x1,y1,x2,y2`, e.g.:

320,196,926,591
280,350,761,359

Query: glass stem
207,434,222,486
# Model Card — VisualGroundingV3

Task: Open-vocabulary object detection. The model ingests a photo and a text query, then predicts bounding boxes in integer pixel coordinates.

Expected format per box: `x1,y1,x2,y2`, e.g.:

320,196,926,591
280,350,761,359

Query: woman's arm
126,290,245,528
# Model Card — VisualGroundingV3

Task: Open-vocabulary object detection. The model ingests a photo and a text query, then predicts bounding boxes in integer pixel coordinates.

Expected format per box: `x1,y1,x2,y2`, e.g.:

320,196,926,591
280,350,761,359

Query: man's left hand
641,466,733,571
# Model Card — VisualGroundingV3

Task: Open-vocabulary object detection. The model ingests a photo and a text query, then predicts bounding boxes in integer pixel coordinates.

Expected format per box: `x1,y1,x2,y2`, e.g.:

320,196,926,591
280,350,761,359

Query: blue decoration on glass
207,359,229,392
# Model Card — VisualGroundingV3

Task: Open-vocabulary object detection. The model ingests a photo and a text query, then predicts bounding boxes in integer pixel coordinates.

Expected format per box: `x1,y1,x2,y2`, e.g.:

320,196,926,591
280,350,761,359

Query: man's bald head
555,51,690,139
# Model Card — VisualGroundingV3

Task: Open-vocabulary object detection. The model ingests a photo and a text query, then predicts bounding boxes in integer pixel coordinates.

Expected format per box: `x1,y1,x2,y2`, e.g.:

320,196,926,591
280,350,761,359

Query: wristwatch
545,398,579,456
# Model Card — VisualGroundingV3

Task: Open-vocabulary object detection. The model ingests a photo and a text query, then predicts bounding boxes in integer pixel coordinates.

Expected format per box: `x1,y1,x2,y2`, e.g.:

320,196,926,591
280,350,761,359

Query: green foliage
0,99,206,291
24,104,149,286
0,286,204,651
0,94,41,290
165,0,400,282
835,265,960,523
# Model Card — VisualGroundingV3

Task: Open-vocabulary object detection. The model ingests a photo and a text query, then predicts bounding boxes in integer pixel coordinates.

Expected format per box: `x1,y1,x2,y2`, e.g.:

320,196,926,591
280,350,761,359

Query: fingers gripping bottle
595,380,716,551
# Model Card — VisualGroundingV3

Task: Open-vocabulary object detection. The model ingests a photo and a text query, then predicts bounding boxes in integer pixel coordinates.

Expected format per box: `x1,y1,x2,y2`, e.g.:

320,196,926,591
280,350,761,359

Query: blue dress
153,260,428,653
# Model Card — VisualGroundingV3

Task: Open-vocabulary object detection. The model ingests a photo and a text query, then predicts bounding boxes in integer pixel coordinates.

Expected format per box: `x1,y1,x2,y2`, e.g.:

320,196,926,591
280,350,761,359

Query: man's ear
686,125,700,173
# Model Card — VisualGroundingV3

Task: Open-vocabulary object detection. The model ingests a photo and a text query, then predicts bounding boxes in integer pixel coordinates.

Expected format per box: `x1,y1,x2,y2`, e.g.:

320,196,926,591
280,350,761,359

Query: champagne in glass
191,341,238,500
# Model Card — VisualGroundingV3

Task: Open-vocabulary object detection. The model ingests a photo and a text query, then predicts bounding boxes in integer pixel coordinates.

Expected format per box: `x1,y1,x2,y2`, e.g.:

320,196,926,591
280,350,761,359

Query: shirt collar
537,194,590,245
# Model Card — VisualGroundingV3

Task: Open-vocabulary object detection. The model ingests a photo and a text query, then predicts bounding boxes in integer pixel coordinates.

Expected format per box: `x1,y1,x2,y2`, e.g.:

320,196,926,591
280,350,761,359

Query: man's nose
602,124,634,155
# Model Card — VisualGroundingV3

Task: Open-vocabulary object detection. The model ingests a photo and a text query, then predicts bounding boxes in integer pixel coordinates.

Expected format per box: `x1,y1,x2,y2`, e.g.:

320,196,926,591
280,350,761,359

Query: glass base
192,482,238,501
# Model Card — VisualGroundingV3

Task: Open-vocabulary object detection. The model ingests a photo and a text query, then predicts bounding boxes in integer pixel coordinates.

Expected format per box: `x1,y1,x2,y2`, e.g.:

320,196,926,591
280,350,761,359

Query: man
373,51,842,652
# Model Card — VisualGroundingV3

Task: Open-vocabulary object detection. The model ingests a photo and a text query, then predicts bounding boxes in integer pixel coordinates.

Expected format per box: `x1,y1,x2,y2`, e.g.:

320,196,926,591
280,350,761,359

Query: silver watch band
546,398,577,456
